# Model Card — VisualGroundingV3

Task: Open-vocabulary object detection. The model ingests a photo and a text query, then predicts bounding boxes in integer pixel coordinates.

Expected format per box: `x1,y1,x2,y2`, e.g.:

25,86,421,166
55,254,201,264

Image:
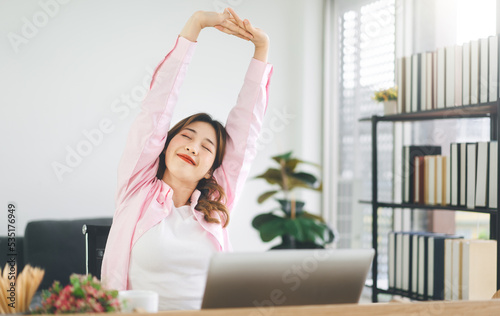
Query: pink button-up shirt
101,35,273,291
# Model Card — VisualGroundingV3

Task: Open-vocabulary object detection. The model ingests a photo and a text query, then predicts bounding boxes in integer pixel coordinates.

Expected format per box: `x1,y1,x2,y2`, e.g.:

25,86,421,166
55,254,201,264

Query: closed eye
203,146,213,153
182,134,191,139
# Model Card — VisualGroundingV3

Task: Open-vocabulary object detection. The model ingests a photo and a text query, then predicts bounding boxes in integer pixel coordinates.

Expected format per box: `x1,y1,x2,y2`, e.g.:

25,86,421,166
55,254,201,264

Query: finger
223,19,254,39
226,7,245,28
214,25,232,35
214,25,252,40
243,19,255,31
221,8,231,20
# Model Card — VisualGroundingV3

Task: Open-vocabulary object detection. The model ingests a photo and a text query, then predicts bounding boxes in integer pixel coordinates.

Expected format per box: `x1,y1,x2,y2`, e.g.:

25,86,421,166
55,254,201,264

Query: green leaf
283,218,299,237
326,226,335,243
272,151,293,164
300,211,326,223
283,159,301,173
290,172,318,186
254,168,283,187
295,217,319,242
306,221,335,244
73,287,85,299
258,217,286,242
53,281,62,294
288,177,313,190
284,219,305,241
297,159,322,169
42,289,51,300
257,190,279,204
252,213,282,229
308,222,327,239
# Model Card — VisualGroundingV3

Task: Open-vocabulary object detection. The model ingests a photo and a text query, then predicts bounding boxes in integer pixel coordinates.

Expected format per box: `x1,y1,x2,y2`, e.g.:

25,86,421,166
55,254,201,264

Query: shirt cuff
170,35,198,63
245,58,274,85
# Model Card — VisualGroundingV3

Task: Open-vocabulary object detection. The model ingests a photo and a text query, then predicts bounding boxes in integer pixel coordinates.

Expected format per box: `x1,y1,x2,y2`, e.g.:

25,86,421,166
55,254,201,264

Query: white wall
0,0,325,251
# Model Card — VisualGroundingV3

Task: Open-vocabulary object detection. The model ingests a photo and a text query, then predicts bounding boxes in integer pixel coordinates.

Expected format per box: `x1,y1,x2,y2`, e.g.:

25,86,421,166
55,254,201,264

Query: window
336,0,396,284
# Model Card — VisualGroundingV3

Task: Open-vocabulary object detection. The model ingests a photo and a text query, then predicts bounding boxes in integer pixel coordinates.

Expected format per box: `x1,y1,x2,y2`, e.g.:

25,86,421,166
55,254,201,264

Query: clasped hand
195,8,269,49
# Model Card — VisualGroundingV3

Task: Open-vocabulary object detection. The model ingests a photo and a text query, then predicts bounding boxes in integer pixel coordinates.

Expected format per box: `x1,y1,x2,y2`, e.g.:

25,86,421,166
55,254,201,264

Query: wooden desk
150,300,500,316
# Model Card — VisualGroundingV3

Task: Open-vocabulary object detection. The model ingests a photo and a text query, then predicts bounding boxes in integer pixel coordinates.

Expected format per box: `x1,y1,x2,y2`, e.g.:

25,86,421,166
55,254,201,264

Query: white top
128,202,218,310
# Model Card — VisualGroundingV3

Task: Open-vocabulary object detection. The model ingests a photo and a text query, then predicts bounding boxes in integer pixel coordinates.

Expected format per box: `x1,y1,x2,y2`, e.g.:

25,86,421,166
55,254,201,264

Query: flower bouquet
31,274,120,314
372,86,398,115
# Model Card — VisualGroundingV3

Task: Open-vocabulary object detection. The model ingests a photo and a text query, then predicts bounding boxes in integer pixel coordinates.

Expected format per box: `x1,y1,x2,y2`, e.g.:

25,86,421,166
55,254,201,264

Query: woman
101,7,273,310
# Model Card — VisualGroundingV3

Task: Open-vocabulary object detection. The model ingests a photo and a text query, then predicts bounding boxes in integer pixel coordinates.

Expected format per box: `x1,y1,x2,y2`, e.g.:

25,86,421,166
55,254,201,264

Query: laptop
201,248,374,309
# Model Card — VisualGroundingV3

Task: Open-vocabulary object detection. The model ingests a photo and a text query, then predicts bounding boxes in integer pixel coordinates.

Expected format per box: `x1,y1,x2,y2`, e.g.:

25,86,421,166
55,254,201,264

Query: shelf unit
360,102,500,302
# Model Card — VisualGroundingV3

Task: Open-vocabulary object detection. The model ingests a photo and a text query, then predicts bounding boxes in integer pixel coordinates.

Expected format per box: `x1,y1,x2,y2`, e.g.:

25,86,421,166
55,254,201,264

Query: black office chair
82,224,111,280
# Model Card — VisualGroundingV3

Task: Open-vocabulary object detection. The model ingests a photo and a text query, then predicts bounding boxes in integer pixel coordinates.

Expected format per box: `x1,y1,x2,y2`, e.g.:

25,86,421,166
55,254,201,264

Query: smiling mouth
177,154,195,165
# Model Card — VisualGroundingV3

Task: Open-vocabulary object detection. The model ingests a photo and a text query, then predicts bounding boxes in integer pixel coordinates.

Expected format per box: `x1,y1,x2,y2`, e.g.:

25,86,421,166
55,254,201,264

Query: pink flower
34,274,120,314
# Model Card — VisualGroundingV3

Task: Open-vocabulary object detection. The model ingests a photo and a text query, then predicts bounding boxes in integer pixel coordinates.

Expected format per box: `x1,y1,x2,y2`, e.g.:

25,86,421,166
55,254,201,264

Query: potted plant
373,86,398,115
251,151,334,249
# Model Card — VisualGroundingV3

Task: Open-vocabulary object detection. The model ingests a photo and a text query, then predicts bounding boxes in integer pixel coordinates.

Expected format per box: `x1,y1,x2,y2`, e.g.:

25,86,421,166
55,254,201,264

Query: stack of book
401,142,498,209
388,232,497,300
396,35,500,113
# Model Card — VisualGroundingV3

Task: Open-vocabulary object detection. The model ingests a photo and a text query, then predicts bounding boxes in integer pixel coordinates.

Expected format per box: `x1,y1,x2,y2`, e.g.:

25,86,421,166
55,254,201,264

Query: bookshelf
360,102,499,302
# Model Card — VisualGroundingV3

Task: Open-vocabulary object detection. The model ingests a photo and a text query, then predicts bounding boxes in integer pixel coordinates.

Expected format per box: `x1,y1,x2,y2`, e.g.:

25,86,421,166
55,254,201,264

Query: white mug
118,290,159,313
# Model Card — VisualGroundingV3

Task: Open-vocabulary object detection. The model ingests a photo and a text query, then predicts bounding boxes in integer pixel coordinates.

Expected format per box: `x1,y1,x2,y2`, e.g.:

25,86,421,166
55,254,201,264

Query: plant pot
276,199,305,217
383,100,397,115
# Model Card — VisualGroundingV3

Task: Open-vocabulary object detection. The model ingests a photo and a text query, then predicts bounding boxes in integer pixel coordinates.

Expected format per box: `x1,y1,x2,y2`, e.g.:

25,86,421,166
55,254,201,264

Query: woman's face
164,121,217,185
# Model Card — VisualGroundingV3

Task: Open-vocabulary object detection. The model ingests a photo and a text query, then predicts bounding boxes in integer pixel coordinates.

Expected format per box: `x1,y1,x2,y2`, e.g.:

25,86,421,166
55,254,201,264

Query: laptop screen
201,248,374,309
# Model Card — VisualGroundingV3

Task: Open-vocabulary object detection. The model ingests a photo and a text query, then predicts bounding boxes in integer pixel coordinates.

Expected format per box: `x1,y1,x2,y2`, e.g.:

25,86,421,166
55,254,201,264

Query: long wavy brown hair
156,113,229,228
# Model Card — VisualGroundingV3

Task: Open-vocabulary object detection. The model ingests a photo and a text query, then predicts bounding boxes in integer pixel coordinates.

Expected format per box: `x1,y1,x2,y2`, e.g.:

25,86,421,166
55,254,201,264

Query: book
443,156,448,205
420,53,427,111
402,232,411,291
450,143,460,206
396,232,404,290
436,156,443,205
452,239,468,300
405,56,412,113
433,51,438,108
388,232,396,289
466,143,477,209
446,46,455,107
418,234,429,298
411,233,420,295
412,54,421,112
480,38,489,103
415,156,425,204
446,155,451,205
425,156,437,205
460,143,467,206
489,141,498,208
437,47,446,108
429,235,462,300
424,156,429,204
426,52,434,110
444,238,453,300
489,35,498,102
418,233,444,299
475,142,489,207
454,45,463,106
470,40,479,104
462,42,471,106
397,58,406,113
402,232,423,294
462,240,498,300
403,146,442,203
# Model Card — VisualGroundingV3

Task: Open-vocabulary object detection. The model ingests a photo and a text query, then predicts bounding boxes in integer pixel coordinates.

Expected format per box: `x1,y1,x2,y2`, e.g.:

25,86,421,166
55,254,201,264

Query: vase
383,100,397,115
276,199,305,217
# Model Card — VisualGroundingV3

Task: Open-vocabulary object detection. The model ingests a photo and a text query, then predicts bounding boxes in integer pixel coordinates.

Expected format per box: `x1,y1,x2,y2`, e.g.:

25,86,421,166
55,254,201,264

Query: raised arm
212,9,274,211
115,10,256,211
